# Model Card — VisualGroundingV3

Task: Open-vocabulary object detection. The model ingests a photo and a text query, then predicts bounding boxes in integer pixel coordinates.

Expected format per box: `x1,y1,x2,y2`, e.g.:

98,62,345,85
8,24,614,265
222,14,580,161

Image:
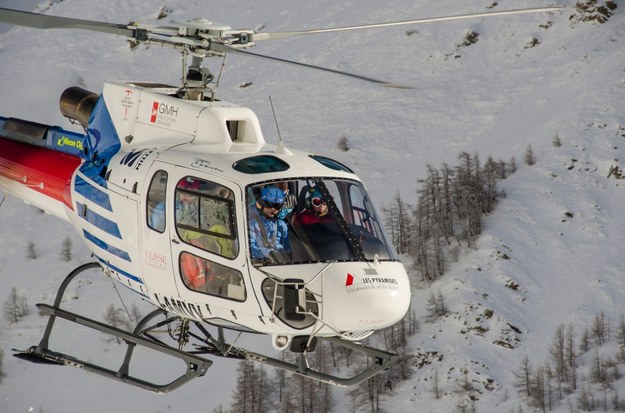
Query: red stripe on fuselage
0,136,81,209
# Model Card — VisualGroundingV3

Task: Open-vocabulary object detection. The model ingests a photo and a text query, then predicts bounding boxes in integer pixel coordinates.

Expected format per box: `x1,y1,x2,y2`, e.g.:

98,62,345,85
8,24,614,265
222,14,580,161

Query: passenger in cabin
148,199,167,233
175,179,229,256
173,179,214,284
146,171,168,233
180,250,239,298
248,186,290,263
295,189,333,226
180,251,211,290
150,177,236,258
149,178,204,232
204,224,235,258
176,178,203,227
276,181,297,221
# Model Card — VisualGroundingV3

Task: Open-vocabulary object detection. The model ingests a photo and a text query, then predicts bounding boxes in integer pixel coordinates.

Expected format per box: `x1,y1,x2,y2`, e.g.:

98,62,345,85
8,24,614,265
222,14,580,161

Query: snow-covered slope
1,0,624,411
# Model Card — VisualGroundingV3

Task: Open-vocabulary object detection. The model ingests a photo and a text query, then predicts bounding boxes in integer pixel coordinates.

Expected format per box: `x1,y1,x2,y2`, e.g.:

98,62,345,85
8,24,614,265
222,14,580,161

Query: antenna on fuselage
269,95,284,147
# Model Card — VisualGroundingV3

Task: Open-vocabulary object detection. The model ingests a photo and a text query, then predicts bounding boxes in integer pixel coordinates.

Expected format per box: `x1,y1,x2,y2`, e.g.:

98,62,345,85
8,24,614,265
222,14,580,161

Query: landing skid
13,262,212,393
14,262,399,392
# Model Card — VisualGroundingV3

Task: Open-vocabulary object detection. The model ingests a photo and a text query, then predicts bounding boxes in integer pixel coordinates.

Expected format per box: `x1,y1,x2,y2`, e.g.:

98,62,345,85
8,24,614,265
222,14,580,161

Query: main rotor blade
211,43,412,89
0,7,135,37
252,6,564,41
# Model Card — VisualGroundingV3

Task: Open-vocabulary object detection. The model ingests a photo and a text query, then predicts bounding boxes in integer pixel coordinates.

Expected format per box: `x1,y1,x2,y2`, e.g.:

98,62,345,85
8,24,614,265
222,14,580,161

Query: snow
1,0,625,412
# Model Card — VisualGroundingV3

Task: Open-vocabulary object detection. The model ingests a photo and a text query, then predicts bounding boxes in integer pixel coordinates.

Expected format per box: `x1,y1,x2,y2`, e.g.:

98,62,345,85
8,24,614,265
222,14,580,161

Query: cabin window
309,155,354,173
147,170,168,233
232,155,290,174
179,252,246,301
174,176,239,259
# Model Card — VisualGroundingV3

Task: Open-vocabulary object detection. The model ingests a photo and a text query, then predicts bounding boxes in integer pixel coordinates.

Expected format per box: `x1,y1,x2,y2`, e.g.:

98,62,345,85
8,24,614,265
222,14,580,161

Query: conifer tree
60,236,72,261
509,156,517,174
513,356,533,399
3,287,30,324
382,191,412,254
231,360,274,413
549,324,566,387
524,145,536,165
0,346,4,383
591,312,608,346
26,241,37,259
425,290,446,322
529,366,546,412
103,304,129,344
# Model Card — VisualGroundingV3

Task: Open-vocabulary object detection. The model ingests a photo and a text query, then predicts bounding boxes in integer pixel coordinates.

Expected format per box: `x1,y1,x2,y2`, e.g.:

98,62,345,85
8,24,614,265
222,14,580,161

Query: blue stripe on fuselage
74,175,112,211
94,255,143,285
76,201,121,238
83,229,131,262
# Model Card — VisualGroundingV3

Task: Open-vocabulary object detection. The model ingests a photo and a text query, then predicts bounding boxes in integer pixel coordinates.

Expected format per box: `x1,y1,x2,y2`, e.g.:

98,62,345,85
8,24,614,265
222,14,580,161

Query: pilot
248,186,290,262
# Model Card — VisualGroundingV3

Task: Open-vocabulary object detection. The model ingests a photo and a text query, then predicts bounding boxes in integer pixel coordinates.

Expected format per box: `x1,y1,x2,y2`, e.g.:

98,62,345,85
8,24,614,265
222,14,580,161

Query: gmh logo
150,101,179,123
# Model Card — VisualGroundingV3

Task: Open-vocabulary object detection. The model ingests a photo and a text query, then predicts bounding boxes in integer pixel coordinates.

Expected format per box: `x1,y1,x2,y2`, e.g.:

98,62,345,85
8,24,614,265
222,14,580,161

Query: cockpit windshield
246,178,398,266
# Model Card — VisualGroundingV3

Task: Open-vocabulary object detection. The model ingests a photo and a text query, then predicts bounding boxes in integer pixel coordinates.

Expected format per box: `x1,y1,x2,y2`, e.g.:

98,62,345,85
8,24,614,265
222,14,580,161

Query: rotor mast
180,52,215,100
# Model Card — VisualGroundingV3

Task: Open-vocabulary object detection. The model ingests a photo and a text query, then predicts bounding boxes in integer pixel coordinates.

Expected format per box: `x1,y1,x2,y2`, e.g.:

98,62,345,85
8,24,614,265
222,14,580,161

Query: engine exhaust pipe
59,86,99,129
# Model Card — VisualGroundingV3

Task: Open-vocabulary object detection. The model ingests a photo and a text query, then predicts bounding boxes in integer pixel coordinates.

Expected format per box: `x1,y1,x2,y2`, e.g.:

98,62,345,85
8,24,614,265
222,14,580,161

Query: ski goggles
260,199,284,210
311,197,325,207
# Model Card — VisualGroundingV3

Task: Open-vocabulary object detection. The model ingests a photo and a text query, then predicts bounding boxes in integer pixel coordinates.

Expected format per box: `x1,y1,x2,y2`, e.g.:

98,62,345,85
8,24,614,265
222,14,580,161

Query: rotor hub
175,18,232,36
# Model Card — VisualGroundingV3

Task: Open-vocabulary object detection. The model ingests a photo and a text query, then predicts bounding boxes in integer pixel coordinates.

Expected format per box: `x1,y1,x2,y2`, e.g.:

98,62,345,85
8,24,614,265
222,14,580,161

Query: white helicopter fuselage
0,81,410,341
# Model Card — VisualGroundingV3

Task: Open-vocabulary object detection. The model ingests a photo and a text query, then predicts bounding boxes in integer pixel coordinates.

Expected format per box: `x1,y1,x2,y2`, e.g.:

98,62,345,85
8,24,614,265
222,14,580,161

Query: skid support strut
13,262,212,393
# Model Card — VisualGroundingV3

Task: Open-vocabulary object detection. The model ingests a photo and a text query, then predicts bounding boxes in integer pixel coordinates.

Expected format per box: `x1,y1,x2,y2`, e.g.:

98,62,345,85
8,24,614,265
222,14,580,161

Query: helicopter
0,5,562,392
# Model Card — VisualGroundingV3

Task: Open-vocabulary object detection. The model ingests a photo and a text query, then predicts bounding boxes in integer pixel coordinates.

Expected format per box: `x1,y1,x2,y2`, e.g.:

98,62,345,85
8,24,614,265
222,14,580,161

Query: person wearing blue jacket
248,186,290,262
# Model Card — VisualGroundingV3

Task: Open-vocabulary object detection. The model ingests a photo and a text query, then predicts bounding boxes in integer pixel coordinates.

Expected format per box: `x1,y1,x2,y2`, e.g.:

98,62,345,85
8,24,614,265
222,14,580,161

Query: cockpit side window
147,170,168,233
348,184,383,239
174,176,239,259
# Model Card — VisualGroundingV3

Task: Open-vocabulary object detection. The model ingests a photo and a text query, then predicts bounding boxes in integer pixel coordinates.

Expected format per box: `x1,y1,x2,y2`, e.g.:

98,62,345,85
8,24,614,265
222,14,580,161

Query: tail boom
0,127,82,220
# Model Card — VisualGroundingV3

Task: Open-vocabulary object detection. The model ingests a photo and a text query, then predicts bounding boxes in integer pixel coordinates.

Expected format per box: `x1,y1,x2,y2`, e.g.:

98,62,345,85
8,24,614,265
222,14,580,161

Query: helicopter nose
321,262,410,333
